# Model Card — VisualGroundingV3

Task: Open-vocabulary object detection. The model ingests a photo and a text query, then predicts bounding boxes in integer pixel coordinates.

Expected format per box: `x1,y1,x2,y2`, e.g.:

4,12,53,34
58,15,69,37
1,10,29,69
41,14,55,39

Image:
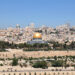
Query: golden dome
33,32,42,39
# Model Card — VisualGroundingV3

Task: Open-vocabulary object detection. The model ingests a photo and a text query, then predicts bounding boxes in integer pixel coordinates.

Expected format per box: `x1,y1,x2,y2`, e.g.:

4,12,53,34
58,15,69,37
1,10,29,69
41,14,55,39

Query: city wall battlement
0,70,75,75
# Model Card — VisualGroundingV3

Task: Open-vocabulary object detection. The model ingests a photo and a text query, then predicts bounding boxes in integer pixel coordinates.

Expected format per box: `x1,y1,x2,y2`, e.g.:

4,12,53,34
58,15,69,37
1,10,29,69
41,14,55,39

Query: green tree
33,61,48,69
52,60,63,67
54,56,57,61
70,42,75,49
12,57,18,66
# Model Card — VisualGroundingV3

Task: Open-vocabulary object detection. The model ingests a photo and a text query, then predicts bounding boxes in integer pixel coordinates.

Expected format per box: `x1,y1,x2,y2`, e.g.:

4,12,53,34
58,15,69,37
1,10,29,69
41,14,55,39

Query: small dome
33,32,42,39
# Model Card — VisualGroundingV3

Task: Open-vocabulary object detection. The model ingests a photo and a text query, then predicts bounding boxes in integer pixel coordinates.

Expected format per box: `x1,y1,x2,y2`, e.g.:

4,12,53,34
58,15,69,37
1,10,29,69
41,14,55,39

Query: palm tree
64,56,68,69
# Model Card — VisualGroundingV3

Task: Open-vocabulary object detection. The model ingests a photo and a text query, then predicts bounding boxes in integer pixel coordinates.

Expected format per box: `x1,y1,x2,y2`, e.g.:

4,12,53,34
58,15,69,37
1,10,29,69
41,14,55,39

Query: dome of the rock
33,32,42,39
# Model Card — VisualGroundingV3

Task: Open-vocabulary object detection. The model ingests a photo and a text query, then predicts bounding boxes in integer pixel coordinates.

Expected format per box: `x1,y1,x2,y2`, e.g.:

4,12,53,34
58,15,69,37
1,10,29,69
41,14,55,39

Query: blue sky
0,0,75,28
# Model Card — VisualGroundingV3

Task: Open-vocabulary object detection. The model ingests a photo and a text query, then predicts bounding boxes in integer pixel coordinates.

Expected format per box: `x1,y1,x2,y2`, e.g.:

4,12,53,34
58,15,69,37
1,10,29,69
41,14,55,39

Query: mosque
27,32,47,44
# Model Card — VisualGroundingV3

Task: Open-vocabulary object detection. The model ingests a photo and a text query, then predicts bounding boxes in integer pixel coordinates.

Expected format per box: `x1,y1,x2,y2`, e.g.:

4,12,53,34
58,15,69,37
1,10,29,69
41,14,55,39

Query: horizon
0,0,75,28
0,23,74,29
0,22,75,29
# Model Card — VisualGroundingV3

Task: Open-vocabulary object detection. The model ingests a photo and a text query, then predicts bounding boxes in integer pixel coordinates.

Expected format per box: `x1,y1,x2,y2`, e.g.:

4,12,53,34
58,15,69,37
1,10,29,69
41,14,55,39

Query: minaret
29,22,35,28
16,24,20,29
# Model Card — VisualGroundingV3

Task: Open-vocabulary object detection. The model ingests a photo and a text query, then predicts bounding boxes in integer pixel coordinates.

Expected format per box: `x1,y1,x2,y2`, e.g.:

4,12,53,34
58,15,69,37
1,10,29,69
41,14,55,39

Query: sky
0,0,75,28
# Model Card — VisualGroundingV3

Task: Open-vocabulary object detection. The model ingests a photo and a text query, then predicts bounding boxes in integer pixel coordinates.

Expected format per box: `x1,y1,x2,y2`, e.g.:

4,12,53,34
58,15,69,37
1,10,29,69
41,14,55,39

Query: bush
33,61,48,69
0,64,3,66
12,57,18,66
51,60,63,67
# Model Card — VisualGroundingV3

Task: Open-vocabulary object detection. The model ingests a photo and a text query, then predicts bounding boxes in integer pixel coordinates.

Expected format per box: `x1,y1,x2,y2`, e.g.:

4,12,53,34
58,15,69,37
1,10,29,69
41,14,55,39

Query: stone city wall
0,71,75,75
0,50,75,58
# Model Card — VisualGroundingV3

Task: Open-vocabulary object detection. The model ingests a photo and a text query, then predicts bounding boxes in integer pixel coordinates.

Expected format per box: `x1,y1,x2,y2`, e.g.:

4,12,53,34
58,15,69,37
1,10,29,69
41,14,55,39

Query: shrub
12,57,18,66
33,61,48,69
51,60,63,67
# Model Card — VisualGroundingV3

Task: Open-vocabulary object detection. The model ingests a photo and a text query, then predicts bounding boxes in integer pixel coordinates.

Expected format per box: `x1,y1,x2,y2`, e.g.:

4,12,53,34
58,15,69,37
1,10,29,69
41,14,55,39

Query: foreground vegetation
0,41,75,51
0,56,75,69
0,41,75,68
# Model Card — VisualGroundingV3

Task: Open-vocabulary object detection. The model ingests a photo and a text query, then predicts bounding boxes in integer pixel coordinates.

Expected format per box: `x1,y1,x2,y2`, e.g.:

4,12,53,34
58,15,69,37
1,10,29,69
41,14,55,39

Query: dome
33,32,42,39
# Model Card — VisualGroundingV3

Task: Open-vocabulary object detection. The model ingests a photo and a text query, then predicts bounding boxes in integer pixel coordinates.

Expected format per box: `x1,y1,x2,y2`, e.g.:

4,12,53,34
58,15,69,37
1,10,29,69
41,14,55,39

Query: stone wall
1,71,75,75
0,50,75,58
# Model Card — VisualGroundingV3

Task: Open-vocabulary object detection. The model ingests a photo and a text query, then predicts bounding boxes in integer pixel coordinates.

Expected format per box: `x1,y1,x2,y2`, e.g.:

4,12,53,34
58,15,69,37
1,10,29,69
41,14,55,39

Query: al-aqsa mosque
27,32,47,44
